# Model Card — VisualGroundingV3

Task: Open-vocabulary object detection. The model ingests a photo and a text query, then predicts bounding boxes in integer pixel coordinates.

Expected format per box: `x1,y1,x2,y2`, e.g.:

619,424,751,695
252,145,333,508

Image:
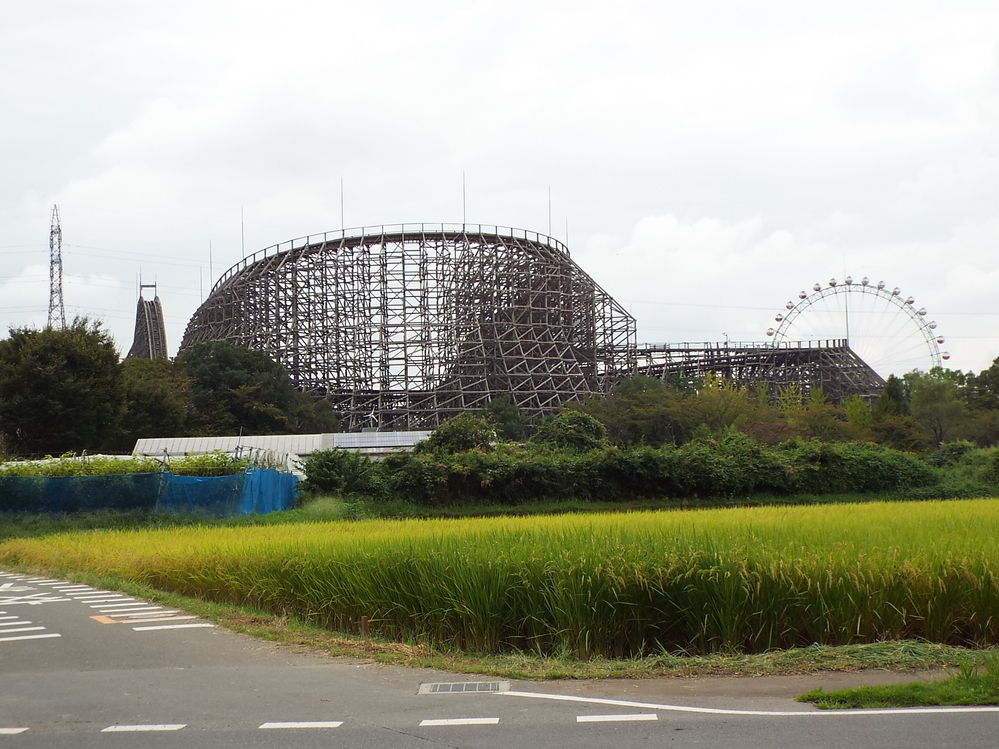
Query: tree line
1,317,997,459
560,365,999,453
0,319,336,458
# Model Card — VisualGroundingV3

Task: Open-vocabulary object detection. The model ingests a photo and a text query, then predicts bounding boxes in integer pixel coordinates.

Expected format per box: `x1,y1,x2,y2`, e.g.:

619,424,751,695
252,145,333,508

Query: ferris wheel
766,277,949,377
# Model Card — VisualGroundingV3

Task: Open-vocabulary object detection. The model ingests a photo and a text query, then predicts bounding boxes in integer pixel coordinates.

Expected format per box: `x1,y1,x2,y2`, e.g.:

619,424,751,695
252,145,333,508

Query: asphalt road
2,570,998,748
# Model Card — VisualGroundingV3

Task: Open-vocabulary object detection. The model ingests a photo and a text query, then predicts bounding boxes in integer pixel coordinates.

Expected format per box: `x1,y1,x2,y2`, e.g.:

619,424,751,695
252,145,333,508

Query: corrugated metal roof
332,431,432,449
134,431,431,457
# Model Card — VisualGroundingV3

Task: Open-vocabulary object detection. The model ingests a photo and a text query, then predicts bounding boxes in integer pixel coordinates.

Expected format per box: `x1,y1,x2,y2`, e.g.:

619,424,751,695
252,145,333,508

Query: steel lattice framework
47,205,66,330
181,224,637,430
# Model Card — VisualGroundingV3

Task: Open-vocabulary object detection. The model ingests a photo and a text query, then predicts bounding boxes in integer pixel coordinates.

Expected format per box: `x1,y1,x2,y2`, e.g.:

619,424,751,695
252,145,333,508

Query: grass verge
798,656,999,708
1,562,995,681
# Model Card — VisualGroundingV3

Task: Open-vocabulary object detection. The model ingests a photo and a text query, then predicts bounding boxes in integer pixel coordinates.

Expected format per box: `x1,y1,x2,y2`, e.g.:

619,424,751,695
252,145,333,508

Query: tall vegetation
0,319,123,456
177,341,338,437
571,360,999,452
1,312,996,463
304,425,947,506
6,500,999,657
0,329,337,457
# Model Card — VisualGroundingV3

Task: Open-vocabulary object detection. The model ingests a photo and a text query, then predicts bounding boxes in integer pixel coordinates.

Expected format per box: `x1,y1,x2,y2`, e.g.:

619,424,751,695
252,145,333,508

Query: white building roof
134,431,432,458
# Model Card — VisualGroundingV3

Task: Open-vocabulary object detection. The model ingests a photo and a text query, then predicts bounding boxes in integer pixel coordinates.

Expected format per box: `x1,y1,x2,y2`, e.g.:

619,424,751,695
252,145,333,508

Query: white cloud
576,212,999,374
1,0,998,374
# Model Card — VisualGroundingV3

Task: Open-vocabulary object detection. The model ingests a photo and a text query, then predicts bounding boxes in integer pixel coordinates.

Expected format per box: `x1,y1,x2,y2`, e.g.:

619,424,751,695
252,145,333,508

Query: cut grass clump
798,655,999,708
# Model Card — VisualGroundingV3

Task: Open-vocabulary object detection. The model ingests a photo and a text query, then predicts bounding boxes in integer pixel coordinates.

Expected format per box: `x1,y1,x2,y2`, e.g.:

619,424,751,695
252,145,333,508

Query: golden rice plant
4,500,999,658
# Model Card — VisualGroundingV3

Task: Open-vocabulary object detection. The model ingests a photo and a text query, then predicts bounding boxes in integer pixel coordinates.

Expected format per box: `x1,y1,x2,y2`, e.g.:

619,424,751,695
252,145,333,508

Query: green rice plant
0,451,246,477
5,499,999,659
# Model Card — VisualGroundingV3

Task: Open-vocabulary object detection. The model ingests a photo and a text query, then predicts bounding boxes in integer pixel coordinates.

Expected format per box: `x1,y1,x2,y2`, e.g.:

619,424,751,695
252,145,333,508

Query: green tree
115,357,192,451
290,397,340,434
177,340,326,436
0,319,123,456
960,410,999,447
840,395,874,441
796,388,845,441
905,368,967,446
691,374,758,433
575,375,695,447
962,356,999,412
485,396,528,441
873,374,910,418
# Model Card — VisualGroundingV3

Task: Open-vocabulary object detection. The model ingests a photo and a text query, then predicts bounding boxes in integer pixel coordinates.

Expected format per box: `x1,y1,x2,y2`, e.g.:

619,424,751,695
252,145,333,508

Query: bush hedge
303,434,940,506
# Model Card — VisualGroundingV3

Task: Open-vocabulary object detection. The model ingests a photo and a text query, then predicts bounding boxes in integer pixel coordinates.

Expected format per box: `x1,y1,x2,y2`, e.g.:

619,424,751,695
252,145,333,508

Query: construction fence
0,468,298,517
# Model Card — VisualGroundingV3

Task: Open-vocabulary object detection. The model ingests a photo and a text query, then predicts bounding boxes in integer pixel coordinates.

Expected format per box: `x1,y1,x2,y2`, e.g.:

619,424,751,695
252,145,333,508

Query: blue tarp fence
0,468,298,517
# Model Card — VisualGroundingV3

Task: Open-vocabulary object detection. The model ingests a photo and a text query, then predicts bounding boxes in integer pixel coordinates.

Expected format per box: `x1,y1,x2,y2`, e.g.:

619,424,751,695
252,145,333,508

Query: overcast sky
2,1,998,376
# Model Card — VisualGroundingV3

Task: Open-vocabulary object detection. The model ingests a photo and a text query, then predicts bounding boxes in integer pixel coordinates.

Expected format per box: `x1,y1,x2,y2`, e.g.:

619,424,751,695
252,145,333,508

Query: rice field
3,499,999,658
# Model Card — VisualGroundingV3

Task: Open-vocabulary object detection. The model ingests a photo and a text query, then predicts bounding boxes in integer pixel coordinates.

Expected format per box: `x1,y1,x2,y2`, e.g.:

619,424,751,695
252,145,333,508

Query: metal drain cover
419,681,510,695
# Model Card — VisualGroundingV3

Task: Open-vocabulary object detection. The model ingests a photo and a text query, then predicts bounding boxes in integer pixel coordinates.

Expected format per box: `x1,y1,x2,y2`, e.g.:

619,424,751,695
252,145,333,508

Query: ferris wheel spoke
767,279,944,377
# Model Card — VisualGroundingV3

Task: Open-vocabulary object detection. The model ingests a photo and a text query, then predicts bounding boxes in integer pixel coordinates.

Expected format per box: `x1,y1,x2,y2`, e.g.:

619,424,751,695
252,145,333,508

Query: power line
63,245,209,269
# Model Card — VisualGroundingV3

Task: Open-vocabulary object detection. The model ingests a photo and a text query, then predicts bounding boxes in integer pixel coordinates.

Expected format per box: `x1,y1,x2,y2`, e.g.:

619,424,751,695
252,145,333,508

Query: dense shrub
310,436,940,507
925,440,978,468
414,413,496,455
777,439,938,495
298,449,377,495
986,451,999,486
530,411,607,452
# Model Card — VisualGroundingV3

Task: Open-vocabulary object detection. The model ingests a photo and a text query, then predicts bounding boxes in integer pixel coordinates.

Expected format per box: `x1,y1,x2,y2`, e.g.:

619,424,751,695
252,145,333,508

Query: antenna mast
47,205,66,329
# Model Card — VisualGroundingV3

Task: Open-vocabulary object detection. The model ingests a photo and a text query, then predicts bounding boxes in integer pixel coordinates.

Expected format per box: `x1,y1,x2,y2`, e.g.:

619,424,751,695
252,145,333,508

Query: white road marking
87,601,138,608
0,633,61,643
51,586,93,591
503,690,999,717
419,718,500,726
0,620,32,626
108,609,176,617
74,596,129,602
35,581,70,586
0,626,45,634
259,721,344,729
97,605,164,612
132,623,215,631
0,728,30,735
577,713,659,723
0,616,18,620
119,615,198,624
101,724,186,732
0,593,71,605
